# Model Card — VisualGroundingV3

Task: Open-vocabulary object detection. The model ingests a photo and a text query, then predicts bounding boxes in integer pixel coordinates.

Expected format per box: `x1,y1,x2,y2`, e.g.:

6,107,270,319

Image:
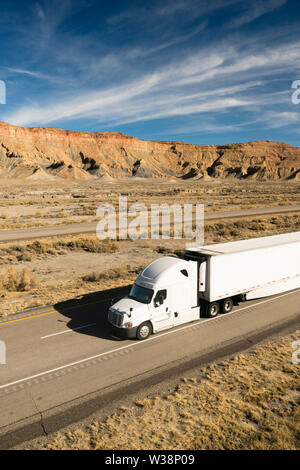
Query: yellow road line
0,310,57,326
0,297,114,327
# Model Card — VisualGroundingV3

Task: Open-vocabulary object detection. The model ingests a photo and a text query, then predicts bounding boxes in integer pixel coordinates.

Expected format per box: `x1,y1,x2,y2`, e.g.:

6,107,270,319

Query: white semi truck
108,232,300,340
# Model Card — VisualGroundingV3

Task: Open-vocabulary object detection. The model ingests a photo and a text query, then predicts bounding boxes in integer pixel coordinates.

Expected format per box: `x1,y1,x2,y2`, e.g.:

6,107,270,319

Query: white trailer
108,232,300,339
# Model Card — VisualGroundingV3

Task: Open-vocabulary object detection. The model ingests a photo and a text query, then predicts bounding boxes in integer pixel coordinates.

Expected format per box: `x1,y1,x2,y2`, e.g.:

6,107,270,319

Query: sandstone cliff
0,121,299,181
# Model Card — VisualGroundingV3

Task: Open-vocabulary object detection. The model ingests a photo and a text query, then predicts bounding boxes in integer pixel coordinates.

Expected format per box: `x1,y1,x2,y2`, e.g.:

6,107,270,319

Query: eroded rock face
0,121,299,180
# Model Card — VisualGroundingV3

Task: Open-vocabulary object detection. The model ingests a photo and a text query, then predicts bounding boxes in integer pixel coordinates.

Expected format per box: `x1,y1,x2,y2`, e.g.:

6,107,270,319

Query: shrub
0,266,39,293
82,265,141,283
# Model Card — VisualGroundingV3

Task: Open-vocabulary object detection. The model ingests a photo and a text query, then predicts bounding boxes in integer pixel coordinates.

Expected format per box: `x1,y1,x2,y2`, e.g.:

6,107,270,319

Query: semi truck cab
108,256,200,340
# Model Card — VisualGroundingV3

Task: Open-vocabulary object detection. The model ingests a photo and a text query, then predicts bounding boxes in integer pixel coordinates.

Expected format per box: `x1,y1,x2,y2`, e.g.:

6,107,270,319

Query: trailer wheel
136,322,152,340
206,302,220,318
221,298,233,314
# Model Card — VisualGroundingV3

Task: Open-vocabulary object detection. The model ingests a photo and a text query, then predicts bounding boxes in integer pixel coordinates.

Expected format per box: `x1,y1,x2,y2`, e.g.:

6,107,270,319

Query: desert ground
0,177,299,451
18,329,299,450
0,178,299,316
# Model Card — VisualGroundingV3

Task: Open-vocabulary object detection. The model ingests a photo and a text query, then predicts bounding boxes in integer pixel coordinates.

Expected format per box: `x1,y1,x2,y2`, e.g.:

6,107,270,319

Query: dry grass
0,259,148,317
82,264,142,283
0,179,299,316
0,266,39,293
0,235,119,263
0,212,299,317
94,212,300,242
45,330,300,450
205,213,300,243
0,179,299,230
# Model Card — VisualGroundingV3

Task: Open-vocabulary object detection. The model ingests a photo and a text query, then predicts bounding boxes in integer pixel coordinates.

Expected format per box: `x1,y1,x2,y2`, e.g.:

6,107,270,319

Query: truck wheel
221,298,233,314
206,302,220,318
136,322,152,340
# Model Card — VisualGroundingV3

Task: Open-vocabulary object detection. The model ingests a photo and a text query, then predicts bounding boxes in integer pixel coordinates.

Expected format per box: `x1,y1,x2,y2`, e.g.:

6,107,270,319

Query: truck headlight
123,321,133,328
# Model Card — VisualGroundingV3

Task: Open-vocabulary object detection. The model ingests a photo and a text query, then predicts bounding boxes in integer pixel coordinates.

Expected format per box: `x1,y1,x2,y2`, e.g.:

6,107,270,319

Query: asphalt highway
0,285,299,449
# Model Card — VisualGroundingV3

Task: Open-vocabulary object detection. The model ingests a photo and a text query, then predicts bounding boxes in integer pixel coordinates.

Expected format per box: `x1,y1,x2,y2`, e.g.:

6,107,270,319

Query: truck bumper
109,324,138,339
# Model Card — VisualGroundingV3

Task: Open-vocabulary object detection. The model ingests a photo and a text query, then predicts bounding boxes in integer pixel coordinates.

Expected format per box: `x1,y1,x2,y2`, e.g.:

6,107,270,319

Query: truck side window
154,289,167,307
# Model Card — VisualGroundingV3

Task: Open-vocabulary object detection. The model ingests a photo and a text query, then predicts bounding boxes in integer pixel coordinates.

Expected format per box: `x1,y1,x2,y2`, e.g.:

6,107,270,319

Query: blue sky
0,0,300,145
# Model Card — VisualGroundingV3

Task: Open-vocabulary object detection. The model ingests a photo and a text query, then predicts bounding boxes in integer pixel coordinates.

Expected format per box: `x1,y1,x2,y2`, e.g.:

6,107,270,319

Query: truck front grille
109,310,123,327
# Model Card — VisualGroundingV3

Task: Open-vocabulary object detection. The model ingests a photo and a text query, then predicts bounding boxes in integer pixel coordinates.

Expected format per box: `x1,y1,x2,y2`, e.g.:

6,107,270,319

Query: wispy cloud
227,0,288,28
107,0,240,25
0,0,299,144
2,67,57,82
251,111,300,129
158,122,242,136
3,38,296,128
126,21,208,59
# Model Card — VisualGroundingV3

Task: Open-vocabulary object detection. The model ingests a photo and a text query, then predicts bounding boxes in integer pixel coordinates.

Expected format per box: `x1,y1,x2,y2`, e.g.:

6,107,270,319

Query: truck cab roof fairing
136,256,191,289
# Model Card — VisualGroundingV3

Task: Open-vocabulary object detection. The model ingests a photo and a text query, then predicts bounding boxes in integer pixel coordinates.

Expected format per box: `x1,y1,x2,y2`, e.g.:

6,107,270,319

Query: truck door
172,280,196,327
152,289,173,332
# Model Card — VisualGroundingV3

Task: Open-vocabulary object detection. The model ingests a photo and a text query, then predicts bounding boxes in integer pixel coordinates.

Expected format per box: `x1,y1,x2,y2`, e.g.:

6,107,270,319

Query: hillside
0,121,299,180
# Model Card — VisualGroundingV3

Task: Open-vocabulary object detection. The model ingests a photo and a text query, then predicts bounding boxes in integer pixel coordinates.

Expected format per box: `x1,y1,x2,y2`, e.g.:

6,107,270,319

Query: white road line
0,288,299,391
40,323,97,339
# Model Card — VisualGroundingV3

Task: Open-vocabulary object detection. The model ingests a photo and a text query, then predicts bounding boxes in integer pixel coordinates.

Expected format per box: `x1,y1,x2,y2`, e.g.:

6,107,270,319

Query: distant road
0,204,300,243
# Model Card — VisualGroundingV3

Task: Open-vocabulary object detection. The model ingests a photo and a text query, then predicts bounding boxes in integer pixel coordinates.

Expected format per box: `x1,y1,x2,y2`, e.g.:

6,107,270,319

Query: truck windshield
129,284,154,304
